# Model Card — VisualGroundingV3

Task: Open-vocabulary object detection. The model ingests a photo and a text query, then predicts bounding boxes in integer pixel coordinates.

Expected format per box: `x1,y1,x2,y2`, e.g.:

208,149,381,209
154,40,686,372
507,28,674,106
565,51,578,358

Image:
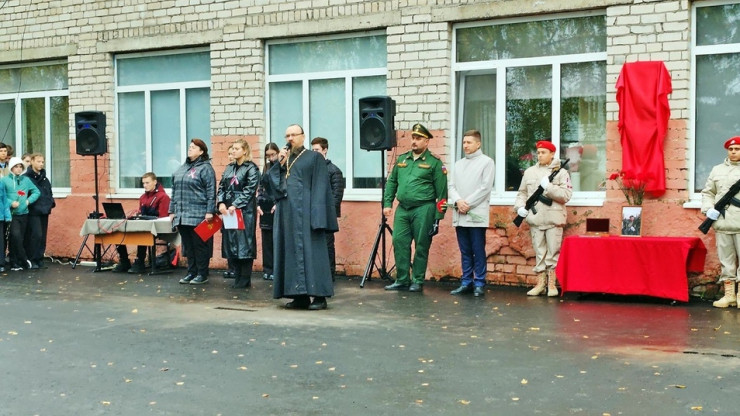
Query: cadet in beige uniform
701,136,740,308
514,141,572,296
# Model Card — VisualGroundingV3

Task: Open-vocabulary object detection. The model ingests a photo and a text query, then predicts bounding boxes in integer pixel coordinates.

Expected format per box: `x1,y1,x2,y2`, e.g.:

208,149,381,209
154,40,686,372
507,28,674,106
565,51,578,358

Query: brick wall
0,1,720,296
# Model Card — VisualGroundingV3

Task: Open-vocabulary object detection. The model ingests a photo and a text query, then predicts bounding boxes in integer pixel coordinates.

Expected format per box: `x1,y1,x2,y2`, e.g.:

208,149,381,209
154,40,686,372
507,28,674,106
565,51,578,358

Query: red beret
536,140,556,153
724,136,740,149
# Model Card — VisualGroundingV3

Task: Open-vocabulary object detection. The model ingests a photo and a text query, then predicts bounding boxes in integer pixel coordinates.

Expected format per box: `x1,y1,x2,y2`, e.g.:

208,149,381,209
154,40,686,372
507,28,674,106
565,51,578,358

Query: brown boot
547,270,559,297
527,272,547,296
713,280,737,308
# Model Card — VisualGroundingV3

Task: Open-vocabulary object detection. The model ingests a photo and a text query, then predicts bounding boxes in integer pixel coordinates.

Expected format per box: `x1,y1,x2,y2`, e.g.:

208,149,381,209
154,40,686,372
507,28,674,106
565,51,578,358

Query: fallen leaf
101,401,111,406
690,406,702,410
131,309,138,314
458,399,470,405
521,379,528,385
238,366,247,370
176,381,184,386
512,397,519,401
671,384,686,389
262,394,269,398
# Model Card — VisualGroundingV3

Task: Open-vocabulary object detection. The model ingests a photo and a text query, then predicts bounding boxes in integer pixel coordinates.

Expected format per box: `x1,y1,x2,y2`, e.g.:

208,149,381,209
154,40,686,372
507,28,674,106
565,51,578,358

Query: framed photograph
621,206,642,236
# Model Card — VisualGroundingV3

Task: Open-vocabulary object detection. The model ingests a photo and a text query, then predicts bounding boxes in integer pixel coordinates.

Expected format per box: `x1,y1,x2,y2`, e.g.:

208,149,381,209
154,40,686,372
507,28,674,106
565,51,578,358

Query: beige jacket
514,159,572,230
701,158,740,233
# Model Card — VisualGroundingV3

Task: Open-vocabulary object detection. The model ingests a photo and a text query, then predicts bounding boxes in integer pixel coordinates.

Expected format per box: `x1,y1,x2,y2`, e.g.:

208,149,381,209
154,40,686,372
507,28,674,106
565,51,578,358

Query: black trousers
0,220,6,267
326,231,336,281
9,214,30,267
116,244,148,263
261,228,273,275
232,258,254,288
179,225,213,277
24,214,49,263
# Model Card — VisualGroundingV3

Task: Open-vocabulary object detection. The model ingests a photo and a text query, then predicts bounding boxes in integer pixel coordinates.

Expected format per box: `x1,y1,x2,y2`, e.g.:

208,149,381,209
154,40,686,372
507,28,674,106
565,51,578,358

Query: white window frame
113,48,211,196
451,11,607,207
265,31,387,201
0,60,71,196
685,0,740,208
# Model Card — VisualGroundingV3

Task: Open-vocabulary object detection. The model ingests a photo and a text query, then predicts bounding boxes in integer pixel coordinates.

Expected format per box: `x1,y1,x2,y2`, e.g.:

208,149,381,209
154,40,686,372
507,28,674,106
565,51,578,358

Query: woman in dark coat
217,139,260,289
257,143,279,280
169,138,217,285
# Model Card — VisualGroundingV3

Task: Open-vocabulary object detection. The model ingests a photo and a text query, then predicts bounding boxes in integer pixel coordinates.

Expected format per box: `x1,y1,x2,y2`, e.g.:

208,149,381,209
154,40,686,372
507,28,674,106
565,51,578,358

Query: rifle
698,177,740,234
513,158,570,227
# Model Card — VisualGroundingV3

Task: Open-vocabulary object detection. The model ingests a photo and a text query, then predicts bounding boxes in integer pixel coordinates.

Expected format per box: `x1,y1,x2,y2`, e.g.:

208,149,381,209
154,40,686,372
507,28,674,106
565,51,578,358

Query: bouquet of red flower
607,171,646,205
17,190,25,197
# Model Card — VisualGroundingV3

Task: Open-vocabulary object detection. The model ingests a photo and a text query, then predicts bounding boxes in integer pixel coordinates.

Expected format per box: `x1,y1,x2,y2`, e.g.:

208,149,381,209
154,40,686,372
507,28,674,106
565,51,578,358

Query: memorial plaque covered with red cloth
616,61,672,197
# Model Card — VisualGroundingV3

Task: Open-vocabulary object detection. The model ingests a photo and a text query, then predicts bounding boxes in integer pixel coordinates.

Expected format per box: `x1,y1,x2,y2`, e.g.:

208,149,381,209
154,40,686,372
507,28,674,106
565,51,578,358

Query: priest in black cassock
266,124,338,310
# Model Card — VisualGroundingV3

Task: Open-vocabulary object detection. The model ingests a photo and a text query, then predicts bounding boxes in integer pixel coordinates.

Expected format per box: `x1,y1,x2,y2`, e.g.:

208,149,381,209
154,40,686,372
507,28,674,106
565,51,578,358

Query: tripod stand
72,154,104,271
360,151,394,288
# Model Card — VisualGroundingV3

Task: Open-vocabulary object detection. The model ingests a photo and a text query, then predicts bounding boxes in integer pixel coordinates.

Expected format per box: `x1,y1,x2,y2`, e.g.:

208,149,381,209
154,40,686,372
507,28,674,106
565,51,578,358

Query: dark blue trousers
455,227,487,288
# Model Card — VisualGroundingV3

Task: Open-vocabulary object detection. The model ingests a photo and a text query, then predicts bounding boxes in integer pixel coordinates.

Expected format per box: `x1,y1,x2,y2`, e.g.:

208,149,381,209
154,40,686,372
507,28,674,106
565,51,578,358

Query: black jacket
25,166,55,216
326,159,344,217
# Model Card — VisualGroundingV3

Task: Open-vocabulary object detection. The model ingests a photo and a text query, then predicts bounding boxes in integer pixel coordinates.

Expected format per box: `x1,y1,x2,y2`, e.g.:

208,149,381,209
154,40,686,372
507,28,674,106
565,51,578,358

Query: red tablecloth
555,236,706,302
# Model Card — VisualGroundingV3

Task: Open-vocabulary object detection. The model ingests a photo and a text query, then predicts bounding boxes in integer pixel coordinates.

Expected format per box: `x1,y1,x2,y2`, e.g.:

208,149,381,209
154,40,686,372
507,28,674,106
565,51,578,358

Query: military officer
383,123,448,293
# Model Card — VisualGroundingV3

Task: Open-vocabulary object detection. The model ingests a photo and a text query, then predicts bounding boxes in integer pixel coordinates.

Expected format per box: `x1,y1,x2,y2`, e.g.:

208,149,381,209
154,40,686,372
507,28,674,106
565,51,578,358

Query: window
0,62,70,188
266,34,387,196
454,14,607,201
115,49,211,190
692,1,740,194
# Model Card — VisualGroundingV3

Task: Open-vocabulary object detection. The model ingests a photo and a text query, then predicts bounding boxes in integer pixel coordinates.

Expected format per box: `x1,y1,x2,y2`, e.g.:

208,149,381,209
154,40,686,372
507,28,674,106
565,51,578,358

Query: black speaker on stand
358,96,397,287
72,111,107,271
359,96,396,151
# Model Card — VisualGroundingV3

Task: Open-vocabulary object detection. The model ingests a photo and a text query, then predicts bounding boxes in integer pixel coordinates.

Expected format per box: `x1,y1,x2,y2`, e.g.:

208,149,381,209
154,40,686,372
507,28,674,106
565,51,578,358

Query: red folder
194,215,222,242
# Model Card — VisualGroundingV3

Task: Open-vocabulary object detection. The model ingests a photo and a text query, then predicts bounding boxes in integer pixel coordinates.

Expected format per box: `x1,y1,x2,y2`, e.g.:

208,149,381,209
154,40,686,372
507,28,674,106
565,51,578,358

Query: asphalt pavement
1,263,739,415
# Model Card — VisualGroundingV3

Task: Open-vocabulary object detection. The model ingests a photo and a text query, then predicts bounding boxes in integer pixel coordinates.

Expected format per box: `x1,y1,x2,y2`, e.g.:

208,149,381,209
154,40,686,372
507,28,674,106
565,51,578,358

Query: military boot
547,270,559,297
527,272,547,296
713,280,737,308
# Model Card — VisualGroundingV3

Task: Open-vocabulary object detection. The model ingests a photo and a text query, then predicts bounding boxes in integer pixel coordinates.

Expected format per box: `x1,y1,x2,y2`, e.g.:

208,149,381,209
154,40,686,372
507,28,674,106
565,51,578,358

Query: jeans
455,226,487,287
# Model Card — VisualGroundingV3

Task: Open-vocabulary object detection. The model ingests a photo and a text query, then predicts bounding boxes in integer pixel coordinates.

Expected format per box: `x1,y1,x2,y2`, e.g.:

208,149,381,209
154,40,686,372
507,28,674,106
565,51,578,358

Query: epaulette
429,151,443,161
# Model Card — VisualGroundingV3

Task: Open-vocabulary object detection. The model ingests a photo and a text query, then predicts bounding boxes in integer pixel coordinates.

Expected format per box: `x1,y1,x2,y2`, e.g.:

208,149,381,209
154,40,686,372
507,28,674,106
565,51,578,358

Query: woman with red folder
169,139,217,285
217,139,260,289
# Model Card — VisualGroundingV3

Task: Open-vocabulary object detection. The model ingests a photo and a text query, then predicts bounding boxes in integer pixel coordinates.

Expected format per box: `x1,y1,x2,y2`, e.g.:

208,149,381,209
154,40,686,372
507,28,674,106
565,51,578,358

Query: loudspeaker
359,96,396,150
75,111,107,155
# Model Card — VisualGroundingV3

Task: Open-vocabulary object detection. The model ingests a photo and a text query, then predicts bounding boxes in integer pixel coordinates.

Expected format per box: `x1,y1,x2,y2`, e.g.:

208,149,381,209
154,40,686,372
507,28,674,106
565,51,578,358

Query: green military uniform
384,125,447,286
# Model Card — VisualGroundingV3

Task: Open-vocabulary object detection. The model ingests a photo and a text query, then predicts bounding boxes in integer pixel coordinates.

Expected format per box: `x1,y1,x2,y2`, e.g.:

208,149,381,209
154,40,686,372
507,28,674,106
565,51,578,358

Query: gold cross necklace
286,149,306,178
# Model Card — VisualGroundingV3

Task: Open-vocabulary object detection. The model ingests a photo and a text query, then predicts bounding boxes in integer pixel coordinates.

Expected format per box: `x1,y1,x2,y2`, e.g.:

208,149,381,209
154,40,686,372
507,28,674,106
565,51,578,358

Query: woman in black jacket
217,139,260,289
257,143,279,281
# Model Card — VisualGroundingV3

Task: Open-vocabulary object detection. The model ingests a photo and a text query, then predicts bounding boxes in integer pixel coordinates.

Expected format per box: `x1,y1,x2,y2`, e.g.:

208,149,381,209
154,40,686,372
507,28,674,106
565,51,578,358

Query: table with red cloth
555,236,706,302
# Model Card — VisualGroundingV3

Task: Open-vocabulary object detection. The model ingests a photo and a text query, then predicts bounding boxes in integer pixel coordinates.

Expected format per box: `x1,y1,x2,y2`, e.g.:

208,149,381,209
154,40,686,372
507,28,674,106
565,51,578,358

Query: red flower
608,172,619,181
17,190,25,197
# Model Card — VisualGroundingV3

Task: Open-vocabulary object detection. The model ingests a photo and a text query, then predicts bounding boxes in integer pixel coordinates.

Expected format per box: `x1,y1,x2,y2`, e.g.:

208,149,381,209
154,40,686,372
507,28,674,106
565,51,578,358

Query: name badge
418,163,431,169
397,162,408,168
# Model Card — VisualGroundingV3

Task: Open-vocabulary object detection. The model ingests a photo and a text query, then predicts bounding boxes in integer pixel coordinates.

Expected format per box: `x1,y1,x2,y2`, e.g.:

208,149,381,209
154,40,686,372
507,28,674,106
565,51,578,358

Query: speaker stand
72,154,104,271
360,150,394,288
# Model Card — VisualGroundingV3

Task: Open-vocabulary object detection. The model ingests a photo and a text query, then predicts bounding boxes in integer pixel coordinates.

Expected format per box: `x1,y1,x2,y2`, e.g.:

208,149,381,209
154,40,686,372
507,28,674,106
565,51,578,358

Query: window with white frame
115,49,211,190
454,13,607,200
266,34,387,194
692,1,740,193
0,62,70,188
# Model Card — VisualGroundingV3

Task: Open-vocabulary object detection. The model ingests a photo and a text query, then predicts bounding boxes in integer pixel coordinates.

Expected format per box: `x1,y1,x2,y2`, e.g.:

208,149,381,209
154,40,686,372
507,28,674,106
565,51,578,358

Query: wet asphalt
1,263,739,416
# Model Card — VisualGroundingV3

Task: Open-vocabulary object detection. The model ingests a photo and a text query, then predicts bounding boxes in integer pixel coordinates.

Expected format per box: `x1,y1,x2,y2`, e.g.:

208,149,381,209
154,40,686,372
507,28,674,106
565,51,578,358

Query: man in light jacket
514,140,572,297
448,130,495,297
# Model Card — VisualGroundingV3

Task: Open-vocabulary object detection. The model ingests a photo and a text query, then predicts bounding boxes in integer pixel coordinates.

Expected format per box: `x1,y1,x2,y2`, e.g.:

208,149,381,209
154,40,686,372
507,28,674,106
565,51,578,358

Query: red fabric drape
615,61,672,197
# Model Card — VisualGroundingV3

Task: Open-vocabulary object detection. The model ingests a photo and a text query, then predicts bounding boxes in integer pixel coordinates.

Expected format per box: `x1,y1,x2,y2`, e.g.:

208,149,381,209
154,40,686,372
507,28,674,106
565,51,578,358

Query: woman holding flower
701,136,740,308
1,157,39,271
514,140,572,297
448,129,495,297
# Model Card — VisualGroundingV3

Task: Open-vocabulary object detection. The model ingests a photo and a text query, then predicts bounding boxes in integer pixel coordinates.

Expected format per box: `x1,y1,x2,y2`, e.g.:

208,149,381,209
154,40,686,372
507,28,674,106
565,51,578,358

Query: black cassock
266,147,338,299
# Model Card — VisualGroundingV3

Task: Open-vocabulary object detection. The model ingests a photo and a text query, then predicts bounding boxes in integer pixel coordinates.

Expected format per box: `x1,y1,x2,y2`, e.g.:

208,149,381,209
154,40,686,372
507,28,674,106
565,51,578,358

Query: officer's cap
411,123,432,139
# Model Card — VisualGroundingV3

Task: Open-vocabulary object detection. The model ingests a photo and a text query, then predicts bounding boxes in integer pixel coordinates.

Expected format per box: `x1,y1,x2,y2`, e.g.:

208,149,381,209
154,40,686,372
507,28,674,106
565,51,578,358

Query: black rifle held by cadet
513,158,570,228
698,177,740,234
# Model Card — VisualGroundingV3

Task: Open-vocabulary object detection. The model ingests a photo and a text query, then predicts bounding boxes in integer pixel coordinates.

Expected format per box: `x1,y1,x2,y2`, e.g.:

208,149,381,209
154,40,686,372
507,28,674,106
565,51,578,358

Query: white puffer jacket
514,159,573,230
701,158,740,233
